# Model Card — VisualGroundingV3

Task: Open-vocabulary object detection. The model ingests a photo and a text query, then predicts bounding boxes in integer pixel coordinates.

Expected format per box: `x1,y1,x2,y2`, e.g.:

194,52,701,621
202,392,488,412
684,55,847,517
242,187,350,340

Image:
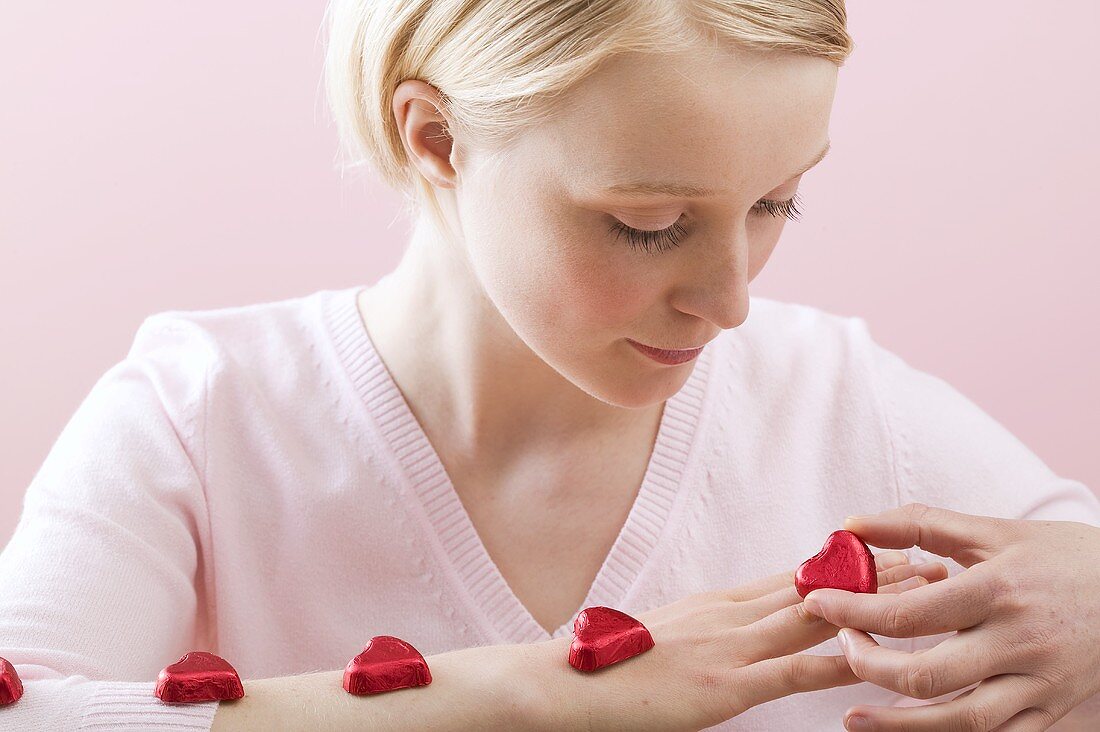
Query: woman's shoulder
134,287,341,355
710,295,872,391
717,296,1100,521
129,285,358,378
721,295,866,351
114,286,361,433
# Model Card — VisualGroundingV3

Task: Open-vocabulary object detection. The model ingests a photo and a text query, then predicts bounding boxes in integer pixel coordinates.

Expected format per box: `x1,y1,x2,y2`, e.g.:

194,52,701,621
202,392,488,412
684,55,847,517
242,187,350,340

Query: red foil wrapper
155,651,245,704
343,635,432,695
0,657,24,706
568,606,655,672
795,529,878,597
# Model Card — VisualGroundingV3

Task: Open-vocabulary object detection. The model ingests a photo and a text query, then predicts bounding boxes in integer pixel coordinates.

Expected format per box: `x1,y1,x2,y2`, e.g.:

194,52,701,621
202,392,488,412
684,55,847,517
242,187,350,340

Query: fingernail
879,551,907,566
803,593,822,614
846,714,873,731
897,575,926,591
845,514,871,522
916,561,947,577
837,628,851,651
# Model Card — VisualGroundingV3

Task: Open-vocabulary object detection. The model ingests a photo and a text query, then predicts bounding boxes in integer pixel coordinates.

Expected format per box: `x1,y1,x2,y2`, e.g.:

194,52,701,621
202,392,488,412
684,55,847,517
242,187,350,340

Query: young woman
2,1,1098,730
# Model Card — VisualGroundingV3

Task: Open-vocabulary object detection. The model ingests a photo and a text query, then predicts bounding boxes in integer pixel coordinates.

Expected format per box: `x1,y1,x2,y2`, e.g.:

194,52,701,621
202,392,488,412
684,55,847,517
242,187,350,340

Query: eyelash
608,192,804,254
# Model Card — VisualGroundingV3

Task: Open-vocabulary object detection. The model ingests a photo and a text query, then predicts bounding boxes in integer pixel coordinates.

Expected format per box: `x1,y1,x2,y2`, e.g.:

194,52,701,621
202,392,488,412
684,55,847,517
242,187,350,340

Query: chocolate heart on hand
343,635,432,695
0,657,24,706
155,651,244,703
795,529,878,598
568,606,655,672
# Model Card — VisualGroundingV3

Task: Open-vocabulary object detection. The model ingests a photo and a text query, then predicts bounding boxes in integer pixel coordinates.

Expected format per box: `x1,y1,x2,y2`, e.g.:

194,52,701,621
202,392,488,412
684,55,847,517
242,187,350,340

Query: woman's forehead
525,48,836,182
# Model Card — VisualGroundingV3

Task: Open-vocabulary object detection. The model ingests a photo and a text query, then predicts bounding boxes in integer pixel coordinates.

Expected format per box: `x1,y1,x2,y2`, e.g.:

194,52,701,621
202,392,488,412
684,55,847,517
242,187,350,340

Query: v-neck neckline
323,283,714,643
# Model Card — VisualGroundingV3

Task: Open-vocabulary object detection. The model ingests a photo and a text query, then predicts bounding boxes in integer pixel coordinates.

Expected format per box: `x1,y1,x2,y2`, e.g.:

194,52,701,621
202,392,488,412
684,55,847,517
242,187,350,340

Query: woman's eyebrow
599,139,831,199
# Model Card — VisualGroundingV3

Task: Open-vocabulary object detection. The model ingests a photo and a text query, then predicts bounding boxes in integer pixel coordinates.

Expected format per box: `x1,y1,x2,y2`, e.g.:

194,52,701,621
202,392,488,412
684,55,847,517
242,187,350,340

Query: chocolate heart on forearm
343,635,432,695
0,657,23,706
568,606,655,672
795,529,878,597
155,651,244,703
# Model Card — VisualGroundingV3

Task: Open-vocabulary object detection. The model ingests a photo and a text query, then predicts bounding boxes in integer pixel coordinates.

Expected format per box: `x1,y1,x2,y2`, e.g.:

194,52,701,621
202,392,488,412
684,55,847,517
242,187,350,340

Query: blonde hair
322,0,854,241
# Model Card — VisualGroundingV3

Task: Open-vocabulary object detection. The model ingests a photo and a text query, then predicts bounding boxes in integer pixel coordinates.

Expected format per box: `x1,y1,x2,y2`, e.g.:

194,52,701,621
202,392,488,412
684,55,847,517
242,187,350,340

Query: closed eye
609,192,804,254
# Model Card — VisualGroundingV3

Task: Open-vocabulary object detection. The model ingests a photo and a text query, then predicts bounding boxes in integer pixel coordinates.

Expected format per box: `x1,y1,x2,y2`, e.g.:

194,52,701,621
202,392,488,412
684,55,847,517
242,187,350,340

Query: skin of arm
209,642,547,732
206,553,943,731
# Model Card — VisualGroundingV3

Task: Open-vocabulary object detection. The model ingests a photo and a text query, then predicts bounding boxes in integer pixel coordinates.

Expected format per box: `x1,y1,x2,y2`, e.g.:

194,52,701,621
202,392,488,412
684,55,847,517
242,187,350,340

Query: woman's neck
356,215,660,474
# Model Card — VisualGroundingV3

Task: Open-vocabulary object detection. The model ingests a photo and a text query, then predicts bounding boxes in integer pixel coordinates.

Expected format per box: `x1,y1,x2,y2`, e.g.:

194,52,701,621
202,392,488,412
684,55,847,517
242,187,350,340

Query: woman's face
433,44,836,408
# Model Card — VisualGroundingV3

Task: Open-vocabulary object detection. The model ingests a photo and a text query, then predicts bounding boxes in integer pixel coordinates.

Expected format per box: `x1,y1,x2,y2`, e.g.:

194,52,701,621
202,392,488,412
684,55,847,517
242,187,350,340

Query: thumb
843,502,1010,566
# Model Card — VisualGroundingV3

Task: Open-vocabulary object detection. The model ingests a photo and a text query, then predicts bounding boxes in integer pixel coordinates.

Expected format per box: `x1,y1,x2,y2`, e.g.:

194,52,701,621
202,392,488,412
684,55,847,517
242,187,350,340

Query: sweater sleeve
855,316,1100,533
0,316,221,731
856,317,1100,718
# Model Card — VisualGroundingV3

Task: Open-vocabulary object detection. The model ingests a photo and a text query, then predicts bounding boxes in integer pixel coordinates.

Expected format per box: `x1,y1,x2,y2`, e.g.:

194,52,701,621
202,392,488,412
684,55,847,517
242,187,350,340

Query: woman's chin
582,359,695,410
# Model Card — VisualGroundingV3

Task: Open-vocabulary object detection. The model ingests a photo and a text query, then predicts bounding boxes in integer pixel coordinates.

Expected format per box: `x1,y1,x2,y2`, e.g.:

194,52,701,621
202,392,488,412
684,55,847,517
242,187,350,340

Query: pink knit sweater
2,283,1097,730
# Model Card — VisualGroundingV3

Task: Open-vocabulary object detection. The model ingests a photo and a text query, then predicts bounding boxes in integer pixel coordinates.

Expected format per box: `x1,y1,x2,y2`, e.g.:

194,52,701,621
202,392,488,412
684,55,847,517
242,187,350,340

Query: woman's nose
675,236,751,331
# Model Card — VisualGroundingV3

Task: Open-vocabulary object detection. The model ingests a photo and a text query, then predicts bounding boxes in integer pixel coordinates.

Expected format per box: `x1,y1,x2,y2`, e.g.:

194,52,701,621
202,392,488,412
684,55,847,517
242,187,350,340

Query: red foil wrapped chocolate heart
154,651,244,703
796,529,878,597
568,606,655,672
343,635,432,695
0,657,24,706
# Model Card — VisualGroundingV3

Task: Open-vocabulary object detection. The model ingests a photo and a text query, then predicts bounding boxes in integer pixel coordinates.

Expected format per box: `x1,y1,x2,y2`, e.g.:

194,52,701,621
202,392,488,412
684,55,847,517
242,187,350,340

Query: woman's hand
514,551,947,732
801,502,1100,731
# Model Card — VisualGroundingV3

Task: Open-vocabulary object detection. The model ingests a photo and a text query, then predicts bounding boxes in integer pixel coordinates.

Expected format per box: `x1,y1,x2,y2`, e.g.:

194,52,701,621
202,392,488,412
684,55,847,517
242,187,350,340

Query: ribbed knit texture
325,290,710,644
80,683,217,730
2,283,1097,730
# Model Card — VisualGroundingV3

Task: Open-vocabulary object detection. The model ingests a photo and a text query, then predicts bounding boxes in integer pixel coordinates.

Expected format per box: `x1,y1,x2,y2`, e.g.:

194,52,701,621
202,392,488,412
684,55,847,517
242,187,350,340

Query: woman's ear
392,79,457,189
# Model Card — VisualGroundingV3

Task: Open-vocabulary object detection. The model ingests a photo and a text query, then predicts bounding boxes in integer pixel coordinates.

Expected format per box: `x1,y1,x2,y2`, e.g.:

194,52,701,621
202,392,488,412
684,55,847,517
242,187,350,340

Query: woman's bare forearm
210,642,547,732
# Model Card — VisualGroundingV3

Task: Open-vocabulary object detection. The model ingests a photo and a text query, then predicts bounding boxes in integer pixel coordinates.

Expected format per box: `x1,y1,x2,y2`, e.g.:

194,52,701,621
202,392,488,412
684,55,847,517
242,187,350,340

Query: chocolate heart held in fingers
568,606,655,672
343,635,432,695
795,529,878,598
0,657,24,706
155,651,244,703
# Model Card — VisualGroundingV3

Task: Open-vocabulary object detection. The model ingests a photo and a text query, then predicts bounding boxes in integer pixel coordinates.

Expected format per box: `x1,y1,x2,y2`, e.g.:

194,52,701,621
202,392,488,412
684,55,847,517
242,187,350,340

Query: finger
878,574,931,594
740,585,805,622
955,685,978,701
803,572,993,637
735,601,839,665
877,561,950,590
735,654,860,711
723,568,798,603
836,627,1005,700
874,550,912,572
844,502,1013,567
842,674,1038,731
878,562,951,594
741,555,921,621
991,706,1062,732
724,551,911,603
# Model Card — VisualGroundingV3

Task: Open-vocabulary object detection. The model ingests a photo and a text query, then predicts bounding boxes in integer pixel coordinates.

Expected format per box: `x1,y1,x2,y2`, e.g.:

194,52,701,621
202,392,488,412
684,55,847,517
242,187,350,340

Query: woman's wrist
411,642,534,726
211,643,561,732
502,636,587,731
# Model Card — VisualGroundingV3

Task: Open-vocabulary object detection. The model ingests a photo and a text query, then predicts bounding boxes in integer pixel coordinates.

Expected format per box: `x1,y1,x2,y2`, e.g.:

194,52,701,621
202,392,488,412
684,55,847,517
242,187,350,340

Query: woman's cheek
515,201,655,328
552,231,653,327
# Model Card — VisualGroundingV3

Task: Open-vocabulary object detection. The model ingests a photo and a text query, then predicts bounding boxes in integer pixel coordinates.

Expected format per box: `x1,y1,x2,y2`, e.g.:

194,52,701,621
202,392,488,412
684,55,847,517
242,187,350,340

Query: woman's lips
626,338,705,365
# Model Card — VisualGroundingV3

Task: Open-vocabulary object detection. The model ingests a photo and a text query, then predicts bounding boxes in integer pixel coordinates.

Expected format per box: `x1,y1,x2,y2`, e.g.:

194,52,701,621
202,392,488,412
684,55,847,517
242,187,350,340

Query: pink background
2,1,1097,547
